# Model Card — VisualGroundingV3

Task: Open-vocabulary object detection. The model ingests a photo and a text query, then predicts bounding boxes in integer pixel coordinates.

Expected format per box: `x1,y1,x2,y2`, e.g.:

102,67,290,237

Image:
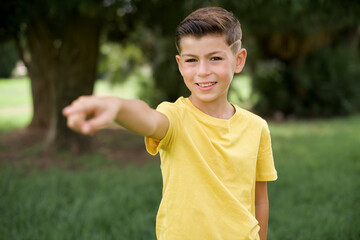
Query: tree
0,0,131,151
0,41,18,78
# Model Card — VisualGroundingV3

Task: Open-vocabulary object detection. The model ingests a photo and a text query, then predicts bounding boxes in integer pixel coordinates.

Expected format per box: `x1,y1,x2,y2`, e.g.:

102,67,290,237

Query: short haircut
175,7,242,54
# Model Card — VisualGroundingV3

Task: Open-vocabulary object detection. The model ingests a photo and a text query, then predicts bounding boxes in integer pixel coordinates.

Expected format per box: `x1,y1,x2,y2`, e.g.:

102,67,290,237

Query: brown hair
175,7,242,54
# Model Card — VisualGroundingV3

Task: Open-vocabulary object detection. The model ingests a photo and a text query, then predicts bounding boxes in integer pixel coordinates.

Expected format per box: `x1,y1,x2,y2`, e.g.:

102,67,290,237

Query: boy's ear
234,49,247,74
175,55,183,75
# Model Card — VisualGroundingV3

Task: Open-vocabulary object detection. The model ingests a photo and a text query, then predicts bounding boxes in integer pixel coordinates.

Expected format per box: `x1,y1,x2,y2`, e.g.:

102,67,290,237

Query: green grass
0,77,32,107
0,78,32,130
268,116,360,240
1,78,359,239
0,163,162,240
0,116,359,240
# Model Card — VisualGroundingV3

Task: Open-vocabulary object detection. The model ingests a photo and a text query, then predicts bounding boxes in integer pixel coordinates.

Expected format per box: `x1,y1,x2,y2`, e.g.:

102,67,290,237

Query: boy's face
176,34,246,105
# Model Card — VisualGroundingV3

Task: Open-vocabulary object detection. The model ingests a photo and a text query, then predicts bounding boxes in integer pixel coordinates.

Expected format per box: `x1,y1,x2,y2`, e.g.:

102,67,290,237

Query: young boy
63,7,277,240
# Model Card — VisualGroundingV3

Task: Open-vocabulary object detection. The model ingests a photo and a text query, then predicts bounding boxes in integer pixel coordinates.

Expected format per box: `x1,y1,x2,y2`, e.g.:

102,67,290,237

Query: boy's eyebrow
181,51,225,57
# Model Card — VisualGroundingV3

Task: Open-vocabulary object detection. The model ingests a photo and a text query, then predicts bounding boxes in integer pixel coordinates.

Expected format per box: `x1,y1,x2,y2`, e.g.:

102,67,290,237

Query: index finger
62,96,93,117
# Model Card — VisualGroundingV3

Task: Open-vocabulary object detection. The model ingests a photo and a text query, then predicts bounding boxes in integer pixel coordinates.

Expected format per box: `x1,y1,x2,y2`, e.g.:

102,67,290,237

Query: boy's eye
211,57,222,61
184,58,197,63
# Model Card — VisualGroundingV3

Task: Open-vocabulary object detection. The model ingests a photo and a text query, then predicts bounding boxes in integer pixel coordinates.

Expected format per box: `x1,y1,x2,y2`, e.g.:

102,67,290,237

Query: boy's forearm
255,181,269,240
114,98,168,139
255,200,269,240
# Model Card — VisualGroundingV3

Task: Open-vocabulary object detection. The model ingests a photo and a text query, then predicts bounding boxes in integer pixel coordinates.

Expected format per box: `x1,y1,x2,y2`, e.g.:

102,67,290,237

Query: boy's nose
197,61,211,77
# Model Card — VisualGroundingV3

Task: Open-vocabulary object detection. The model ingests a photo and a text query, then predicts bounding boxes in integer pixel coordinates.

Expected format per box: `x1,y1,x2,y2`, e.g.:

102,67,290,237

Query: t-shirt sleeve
256,120,278,181
145,102,175,156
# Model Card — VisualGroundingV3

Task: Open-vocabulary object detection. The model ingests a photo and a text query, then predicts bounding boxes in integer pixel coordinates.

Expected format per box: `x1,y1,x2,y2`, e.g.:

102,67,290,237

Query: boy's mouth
196,82,217,88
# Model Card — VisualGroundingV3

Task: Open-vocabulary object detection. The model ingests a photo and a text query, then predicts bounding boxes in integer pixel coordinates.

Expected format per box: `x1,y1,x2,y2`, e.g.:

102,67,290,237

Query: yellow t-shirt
145,97,277,240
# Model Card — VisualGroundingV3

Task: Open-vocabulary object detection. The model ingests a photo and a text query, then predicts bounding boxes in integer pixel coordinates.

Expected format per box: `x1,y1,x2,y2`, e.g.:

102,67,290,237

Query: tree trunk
22,15,102,152
47,16,102,152
15,19,53,131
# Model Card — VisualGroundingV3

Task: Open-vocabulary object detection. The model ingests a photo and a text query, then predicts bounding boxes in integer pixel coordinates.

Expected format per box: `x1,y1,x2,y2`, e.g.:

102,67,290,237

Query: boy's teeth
198,82,214,87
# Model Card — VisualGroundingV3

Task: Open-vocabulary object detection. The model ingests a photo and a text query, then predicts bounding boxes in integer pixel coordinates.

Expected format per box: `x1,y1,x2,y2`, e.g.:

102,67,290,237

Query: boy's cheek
180,68,193,78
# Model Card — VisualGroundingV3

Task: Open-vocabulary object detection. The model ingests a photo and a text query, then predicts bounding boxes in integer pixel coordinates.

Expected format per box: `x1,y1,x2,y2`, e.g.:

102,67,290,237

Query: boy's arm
255,181,269,240
62,96,169,139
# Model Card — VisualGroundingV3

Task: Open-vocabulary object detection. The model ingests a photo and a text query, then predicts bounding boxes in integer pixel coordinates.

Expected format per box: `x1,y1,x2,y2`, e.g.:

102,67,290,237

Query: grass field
0,78,359,239
0,78,32,130
268,117,360,240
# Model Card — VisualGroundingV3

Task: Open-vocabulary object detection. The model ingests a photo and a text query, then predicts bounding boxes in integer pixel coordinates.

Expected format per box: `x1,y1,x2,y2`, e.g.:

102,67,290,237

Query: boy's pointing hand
62,96,120,135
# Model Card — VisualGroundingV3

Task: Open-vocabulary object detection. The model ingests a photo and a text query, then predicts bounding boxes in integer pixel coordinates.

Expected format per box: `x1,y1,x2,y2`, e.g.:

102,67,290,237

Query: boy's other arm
255,181,269,240
63,96,169,139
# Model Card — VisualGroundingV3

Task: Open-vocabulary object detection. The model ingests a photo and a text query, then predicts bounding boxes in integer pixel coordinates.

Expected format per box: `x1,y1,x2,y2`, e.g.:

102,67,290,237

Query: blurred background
0,0,359,239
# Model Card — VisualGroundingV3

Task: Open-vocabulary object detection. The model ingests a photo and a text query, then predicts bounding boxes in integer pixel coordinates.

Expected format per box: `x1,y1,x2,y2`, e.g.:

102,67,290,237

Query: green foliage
252,59,289,116
224,0,360,34
98,42,145,83
0,0,109,39
253,44,360,117
97,41,162,106
149,37,190,104
0,42,18,78
294,44,360,116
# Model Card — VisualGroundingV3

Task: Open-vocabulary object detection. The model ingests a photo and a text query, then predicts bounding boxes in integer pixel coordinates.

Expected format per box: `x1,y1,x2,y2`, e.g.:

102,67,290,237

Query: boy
63,7,277,240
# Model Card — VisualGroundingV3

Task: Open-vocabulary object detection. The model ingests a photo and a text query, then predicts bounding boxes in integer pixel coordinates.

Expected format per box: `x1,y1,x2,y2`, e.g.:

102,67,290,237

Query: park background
0,0,359,239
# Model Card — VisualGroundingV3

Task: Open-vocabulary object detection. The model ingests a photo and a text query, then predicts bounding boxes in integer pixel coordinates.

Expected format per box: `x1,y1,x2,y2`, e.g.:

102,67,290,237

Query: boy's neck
188,95,235,120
